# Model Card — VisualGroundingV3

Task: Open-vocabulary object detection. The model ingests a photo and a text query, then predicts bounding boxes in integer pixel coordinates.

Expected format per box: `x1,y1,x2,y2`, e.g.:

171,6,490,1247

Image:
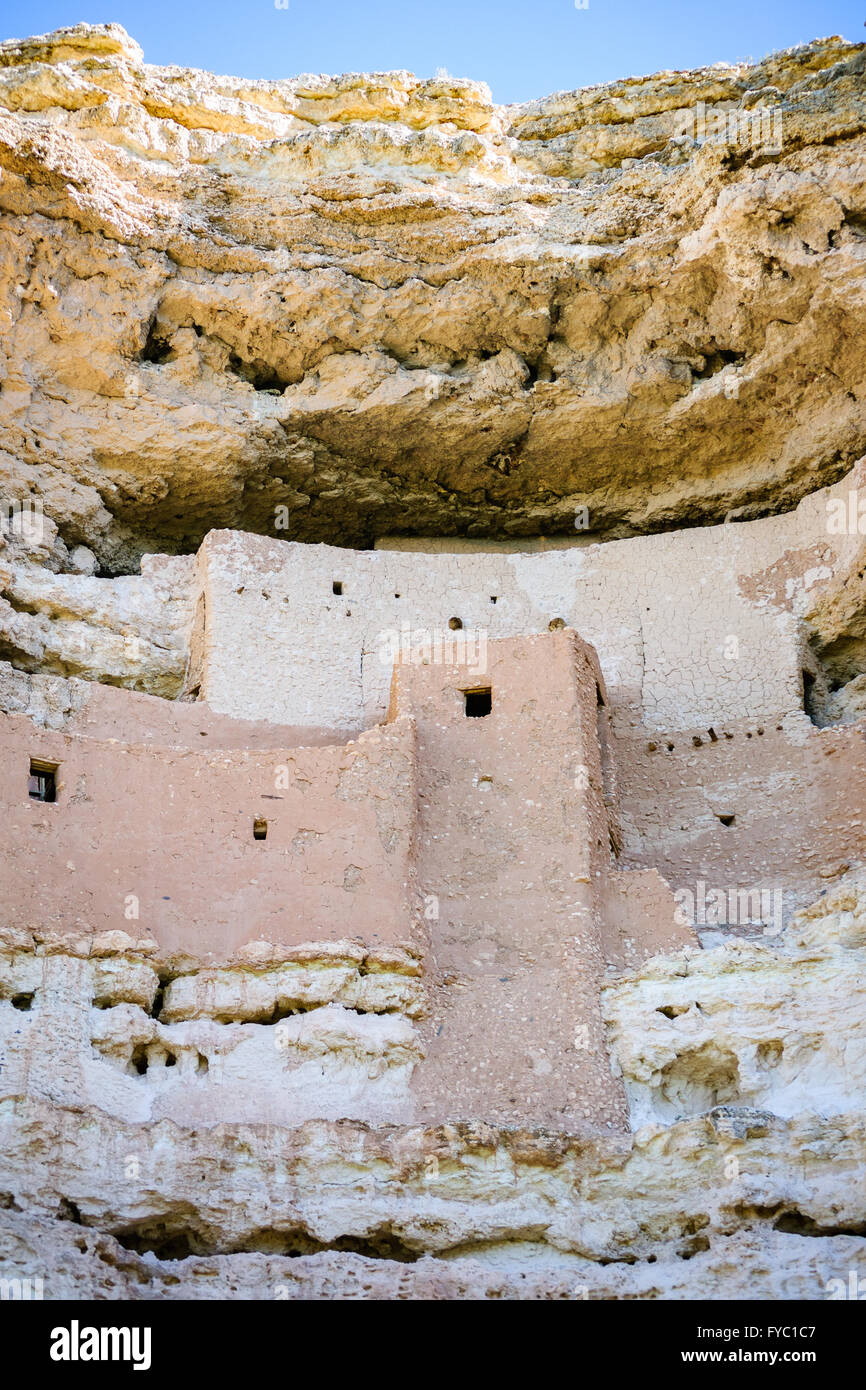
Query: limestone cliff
1,24,865,1304
0,24,864,569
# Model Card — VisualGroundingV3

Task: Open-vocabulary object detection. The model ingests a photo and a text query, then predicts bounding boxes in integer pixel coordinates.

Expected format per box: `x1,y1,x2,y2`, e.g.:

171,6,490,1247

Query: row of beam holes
645,725,785,831
329,585,507,619
647,725,783,754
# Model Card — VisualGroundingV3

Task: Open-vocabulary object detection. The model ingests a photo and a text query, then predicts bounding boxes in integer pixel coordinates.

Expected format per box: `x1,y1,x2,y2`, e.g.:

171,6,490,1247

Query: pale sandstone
0,26,864,569
605,870,866,1127
0,23,865,1302
0,1209,864,1299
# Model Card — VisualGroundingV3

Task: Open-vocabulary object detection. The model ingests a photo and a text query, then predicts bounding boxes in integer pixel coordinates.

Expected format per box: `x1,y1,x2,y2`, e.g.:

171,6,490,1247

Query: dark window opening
464,688,492,718
28,760,58,802
332,581,343,595
802,669,818,722
596,685,620,857
449,616,463,630
717,814,736,828
253,818,268,841
549,617,565,630
11,993,33,1011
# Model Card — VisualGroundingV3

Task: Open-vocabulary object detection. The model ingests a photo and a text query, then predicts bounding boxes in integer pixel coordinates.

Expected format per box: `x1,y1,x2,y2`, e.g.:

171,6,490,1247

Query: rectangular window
29,759,58,802
463,688,492,718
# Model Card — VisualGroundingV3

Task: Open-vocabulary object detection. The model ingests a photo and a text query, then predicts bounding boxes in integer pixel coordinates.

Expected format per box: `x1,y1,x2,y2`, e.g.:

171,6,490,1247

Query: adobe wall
0,710,420,961
387,629,692,1132
191,463,866,736
0,663,353,749
0,628,695,1136
617,715,866,917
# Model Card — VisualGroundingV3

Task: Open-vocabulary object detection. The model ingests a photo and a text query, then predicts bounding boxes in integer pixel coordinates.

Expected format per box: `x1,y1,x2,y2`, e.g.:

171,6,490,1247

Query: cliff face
0,25,864,569
2,879,865,1300
1,25,866,1304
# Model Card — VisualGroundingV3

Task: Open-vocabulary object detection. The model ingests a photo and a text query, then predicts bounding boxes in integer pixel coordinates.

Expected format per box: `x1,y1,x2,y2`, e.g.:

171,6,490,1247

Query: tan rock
0,26,863,567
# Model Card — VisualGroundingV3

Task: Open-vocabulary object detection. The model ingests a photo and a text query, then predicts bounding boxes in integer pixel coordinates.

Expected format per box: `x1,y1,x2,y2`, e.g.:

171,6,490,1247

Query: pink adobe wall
387,629,634,1131
0,710,419,961
616,716,866,913
28,677,353,751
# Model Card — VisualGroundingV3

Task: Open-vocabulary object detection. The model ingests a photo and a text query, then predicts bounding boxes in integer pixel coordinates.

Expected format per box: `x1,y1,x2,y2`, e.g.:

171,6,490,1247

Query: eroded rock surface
0,25,864,567
1,23,865,1302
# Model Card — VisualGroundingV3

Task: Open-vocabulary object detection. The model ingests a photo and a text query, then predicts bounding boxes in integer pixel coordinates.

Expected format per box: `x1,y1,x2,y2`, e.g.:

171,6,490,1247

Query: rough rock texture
1,1092,865,1298
2,1209,864,1300
1,880,865,1297
1,24,865,1302
604,871,866,1127
0,25,865,568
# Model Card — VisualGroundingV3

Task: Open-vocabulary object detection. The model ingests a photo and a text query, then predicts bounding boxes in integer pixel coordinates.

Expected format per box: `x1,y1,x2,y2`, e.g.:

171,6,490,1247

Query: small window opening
253,818,268,840
448,616,463,630
333,581,343,595
549,617,565,630
717,814,736,827
464,688,492,718
11,993,33,1011
802,669,817,720
490,596,498,604
28,759,58,802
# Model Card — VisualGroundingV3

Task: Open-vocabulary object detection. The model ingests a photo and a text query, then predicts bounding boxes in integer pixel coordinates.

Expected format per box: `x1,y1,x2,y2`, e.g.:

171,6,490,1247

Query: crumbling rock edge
0,1099,864,1298
0,26,865,564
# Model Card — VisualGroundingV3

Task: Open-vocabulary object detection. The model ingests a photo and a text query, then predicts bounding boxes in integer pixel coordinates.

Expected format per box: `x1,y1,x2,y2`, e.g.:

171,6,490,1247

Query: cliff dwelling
0,19,865,1308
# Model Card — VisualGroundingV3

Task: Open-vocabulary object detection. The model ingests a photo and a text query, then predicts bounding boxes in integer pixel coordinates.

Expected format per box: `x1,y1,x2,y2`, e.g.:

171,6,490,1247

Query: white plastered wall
193,465,865,733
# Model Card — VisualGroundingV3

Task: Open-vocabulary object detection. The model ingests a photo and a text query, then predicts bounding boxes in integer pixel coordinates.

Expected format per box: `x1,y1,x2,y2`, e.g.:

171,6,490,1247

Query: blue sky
0,0,861,103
